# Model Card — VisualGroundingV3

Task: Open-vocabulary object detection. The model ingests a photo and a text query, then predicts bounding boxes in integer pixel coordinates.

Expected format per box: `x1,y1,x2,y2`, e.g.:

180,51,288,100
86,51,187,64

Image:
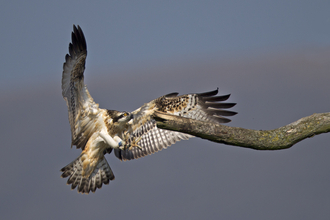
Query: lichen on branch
153,111,330,150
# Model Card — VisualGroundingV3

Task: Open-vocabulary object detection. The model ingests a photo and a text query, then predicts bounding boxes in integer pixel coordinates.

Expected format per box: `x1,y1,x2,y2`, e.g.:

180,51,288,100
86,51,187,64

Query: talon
128,143,142,151
128,136,143,150
135,144,143,150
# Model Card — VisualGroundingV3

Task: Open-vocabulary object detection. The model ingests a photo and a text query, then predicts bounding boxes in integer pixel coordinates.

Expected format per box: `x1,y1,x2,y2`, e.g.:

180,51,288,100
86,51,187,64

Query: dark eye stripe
113,113,129,122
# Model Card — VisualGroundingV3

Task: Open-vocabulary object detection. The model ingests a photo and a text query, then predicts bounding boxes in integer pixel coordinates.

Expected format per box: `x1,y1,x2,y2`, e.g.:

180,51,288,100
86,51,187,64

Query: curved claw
128,136,143,151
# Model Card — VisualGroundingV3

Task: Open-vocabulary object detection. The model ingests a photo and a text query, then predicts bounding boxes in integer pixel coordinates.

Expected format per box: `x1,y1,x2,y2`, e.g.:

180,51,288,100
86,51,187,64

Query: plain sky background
1,1,330,220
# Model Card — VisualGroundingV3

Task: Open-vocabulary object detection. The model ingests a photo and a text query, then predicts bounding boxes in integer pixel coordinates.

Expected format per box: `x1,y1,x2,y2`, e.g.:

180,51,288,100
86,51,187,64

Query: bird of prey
60,25,237,194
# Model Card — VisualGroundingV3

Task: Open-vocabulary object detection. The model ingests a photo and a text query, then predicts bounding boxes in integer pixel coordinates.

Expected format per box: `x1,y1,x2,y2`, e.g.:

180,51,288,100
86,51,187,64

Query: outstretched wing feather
114,119,192,161
115,89,236,161
155,88,237,123
62,25,101,150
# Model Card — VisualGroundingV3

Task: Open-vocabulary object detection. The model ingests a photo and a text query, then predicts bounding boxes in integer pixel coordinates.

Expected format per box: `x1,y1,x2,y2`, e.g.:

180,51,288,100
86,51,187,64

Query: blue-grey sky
1,1,329,89
1,1,330,220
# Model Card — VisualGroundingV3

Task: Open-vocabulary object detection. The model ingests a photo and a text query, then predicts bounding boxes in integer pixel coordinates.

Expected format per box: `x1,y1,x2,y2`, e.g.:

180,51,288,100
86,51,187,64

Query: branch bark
153,111,330,150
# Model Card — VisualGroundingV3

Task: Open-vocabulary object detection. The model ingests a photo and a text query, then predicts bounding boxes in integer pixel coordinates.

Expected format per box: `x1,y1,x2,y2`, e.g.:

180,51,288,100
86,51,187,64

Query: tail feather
61,155,114,194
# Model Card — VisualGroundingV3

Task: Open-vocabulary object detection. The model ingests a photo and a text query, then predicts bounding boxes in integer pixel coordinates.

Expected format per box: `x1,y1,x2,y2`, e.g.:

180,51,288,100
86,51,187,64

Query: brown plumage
60,25,237,194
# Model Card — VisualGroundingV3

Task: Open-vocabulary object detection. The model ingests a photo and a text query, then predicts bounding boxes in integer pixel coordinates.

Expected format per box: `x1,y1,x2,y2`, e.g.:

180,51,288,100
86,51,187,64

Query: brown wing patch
155,89,237,123
155,95,192,113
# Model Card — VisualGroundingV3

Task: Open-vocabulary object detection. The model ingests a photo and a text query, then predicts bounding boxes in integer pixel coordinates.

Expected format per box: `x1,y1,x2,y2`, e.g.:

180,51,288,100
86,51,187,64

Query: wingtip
198,88,219,97
70,24,87,52
73,24,78,32
72,24,81,33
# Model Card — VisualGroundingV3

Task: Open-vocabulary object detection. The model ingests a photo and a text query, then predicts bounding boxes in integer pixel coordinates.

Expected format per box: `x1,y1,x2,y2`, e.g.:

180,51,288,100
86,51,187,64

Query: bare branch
153,111,330,150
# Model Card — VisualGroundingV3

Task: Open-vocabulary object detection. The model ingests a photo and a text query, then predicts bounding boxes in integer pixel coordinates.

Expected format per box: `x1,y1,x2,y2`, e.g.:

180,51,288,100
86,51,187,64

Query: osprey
61,25,237,194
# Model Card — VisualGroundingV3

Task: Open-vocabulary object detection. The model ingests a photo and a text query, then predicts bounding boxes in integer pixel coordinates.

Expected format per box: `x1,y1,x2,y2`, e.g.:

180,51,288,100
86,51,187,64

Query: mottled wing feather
114,89,236,161
155,88,237,123
62,25,100,150
114,119,192,161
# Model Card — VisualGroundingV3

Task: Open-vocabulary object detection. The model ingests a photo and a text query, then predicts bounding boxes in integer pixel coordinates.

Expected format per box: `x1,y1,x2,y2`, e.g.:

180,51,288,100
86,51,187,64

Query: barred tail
60,154,114,194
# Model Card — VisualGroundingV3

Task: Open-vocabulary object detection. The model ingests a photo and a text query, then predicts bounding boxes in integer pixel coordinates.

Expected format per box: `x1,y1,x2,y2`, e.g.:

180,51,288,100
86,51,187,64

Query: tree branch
153,111,330,150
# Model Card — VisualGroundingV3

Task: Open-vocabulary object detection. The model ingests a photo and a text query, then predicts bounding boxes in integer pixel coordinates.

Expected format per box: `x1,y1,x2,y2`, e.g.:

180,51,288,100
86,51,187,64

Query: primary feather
60,25,237,194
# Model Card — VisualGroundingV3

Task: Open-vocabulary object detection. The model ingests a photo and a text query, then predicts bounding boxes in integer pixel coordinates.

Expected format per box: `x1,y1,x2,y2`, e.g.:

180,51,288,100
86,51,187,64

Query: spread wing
62,25,101,150
114,89,237,161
